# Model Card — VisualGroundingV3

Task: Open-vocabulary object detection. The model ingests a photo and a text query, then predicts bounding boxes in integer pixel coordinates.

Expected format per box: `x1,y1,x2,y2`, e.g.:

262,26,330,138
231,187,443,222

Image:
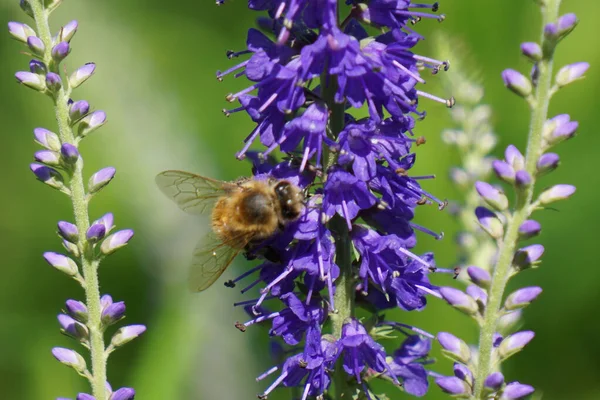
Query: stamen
410,222,444,240
416,90,455,107
241,277,262,294
410,174,436,180
222,106,244,117
261,370,289,397
301,383,311,400
256,365,279,381
379,321,435,338
391,59,425,83
233,295,277,307
396,246,435,271
341,200,353,231
226,49,251,59
274,1,286,19
243,311,280,327
260,266,294,295
415,284,441,298
216,60,249,81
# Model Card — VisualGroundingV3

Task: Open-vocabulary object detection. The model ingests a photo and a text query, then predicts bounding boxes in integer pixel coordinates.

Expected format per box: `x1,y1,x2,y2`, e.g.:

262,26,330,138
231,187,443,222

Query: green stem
472,1,561,398
30,2,108,399
321,73,354,397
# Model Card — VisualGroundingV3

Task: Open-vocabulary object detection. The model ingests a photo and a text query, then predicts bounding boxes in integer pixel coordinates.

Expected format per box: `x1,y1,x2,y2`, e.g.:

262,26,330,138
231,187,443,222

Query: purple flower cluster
435,10,583,399
9,2,142,399
218,1,453,398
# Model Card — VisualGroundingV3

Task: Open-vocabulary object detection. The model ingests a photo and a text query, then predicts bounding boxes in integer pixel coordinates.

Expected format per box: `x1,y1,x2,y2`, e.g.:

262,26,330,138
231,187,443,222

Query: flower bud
86,224,106,243
536,153,559,174
538,184,576,205
513,244,544,269
501,382,535,399
466,266,491,289
436,376,470,396
60,143,79,164
440,287,479,316
518,220,541,240
100,294,114,309
111,388,136,400
110,324,146,348
475,206,504,239
65,299,88,323
43,252,78,276
484,372,504,391
520,42,542,61
26,35,45,56
497,310,522,333
466,285,487,305
8,21,36,43
557,13,578,37
100,229,134,255
34,128,61,151
504,145,525,170
57,20,78,43
52,347,87,373
88,167,116,194
437,332,471,364
45,72,62,92
51,42,70,63
69,100,90,123
69,63,96,89
58,313,89,341
29,59,47,74
544,22,559,40
102,301,126,326
514,170,532,189
77,110,106,138
504,287,542,311
475,181,509,211
498,331,535,361
556,62,589,87
15,71,45,91
57,221,79,243
492,160,515,183
34,150,60,166
93,213,115,234
501,69,532,97
30,163,65,190
453,363,473,385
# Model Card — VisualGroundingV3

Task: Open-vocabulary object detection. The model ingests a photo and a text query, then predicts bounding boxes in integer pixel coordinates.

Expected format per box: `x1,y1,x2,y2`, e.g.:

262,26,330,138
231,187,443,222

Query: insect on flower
155,170,304,292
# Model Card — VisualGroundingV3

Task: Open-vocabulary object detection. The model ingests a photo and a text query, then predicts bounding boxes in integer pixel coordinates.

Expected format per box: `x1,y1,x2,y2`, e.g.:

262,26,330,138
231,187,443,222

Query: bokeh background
0,0,597,399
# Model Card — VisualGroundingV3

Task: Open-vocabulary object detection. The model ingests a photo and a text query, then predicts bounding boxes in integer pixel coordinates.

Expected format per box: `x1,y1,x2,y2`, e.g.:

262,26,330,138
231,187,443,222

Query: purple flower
340,319,398,384
323,168,377,229
387,335,431,396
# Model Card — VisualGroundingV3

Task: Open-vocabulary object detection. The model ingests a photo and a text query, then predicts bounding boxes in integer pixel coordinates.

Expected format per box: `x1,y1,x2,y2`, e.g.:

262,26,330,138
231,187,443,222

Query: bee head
274,180,304,220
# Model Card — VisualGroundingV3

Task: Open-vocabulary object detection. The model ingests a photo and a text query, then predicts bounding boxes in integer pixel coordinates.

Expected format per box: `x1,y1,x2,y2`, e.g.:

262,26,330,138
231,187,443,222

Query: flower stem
321,72,354,397
30,2,108,399
472,1,561,398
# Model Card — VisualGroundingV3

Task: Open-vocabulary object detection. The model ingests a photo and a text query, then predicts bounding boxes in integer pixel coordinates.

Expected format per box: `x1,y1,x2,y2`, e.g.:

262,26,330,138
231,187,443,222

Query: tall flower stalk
435,1,585,398
215,0,453,398
9,1,144,399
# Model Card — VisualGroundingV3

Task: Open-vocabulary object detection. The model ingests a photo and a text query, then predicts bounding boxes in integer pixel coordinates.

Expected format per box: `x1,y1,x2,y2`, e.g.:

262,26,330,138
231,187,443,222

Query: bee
155,170,304,292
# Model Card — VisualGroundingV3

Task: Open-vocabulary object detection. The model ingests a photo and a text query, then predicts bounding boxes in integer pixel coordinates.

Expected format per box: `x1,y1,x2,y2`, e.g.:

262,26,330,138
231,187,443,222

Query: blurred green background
0,0,598,399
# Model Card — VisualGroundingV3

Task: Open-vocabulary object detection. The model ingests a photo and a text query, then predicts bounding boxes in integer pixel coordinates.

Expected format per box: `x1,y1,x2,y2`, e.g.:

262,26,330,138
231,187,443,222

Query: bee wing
155,170,239,215
188,233,251,292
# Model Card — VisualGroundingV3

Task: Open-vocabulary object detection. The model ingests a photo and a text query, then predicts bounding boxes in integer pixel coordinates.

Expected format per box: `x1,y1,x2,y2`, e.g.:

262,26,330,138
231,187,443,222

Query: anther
298,359,308,368
437,14,446,22
453,267,461,279
257,395,268,400
416,136,426,146
417,197,428,205
446,96,456,108
439,199,449,210
225,93,235,102
235,321,247,332
224,280,235,288
395,167,407,175
222,109,230,117
226,50,235,59
432,2,439,11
